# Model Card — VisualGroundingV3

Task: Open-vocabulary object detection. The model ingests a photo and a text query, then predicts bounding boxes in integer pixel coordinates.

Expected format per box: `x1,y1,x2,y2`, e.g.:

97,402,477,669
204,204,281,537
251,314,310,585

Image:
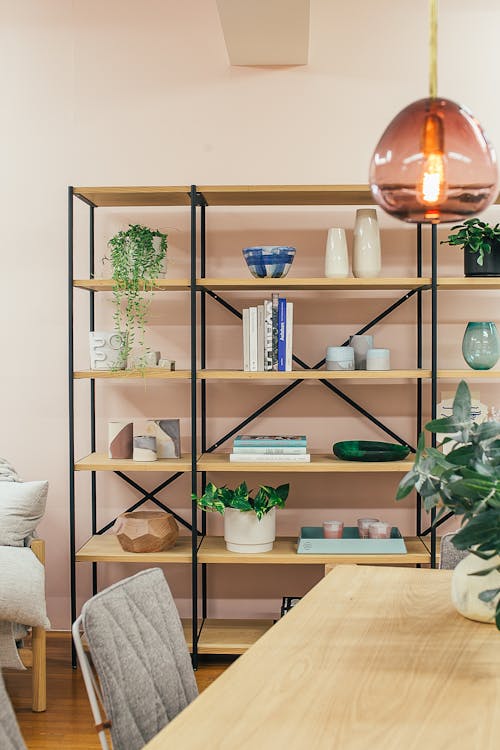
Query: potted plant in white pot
396,380,500,627
107,223,168,367
193,481,289,553
441,218,500,277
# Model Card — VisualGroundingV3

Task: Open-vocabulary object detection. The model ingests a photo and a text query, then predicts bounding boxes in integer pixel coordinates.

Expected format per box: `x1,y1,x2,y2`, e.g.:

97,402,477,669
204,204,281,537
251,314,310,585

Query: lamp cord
429,0,438,98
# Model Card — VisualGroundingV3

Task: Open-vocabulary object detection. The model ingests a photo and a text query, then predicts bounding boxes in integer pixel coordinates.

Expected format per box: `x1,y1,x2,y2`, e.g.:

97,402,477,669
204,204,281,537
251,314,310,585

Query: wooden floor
3,632,232,749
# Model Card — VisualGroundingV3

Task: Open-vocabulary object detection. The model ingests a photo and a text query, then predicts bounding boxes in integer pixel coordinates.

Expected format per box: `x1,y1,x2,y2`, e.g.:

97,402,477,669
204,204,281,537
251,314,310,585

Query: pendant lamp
369,0,498,224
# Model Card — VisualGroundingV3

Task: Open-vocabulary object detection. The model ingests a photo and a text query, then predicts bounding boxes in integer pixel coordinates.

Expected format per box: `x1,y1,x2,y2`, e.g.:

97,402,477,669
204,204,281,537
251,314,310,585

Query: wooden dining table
145,565,500,749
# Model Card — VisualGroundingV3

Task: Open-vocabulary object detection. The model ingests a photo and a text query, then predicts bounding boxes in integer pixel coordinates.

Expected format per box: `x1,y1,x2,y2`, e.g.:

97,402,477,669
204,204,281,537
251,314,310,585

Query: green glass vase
462,322,500,370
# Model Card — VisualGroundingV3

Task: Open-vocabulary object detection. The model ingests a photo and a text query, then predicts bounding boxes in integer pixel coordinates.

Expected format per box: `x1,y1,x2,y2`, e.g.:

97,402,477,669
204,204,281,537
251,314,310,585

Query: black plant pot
464,243,500,277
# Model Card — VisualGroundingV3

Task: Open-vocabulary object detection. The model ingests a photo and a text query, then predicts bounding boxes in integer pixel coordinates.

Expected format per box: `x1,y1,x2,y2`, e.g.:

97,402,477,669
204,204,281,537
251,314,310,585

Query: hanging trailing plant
107,224,167,367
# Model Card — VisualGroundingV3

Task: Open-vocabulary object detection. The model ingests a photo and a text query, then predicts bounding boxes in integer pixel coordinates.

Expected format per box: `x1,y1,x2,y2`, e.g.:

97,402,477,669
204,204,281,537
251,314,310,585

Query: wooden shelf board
438,277,500,289
198,453,414,473
195,619,274,654
73,186,192,207
197,277,431,291
199,369,431,381
76,534,192,563
439,369,500,379
197,185,373,206
73,278,190,292
75,452,192,472
74,369,190,380
198,535,429,565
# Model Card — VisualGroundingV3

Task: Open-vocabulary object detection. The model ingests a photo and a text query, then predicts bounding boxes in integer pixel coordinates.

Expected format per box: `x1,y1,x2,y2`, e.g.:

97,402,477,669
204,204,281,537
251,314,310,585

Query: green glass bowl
333,440,410,462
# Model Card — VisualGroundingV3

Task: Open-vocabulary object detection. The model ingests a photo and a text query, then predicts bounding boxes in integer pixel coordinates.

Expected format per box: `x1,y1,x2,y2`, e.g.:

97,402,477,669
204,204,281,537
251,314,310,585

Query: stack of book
242,293,293,372
229,435,310,462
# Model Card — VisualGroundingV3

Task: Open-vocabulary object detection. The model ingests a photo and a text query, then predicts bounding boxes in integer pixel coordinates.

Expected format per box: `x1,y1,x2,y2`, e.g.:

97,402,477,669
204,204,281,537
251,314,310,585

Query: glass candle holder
357,517,379,539
462,322,500,370
323,520,344,539
368,522,392,539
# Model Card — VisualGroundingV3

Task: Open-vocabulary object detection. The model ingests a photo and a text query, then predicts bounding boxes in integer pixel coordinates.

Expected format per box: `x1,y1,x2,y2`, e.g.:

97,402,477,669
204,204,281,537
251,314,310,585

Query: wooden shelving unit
71,183,498,662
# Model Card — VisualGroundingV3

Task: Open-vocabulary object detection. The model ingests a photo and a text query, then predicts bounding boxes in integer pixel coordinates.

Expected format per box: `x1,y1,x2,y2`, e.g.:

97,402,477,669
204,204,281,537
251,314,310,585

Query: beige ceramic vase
114,511,178,553
451,553,500,623
223,507,276,553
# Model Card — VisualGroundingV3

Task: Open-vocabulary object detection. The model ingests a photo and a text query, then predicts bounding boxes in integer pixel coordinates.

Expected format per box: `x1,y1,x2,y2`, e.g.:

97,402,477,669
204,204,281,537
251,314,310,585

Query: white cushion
0,481,48,546
0,547,50,629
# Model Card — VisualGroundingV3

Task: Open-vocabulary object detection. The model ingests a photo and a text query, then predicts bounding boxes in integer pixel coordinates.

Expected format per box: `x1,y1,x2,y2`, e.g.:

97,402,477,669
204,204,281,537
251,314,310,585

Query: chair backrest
79,568,198,750
0,670,27,750
439,532,469,570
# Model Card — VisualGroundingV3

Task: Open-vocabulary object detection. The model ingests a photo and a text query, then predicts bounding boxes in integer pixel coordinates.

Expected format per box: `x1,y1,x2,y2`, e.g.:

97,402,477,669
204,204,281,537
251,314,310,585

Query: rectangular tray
297,526,407,554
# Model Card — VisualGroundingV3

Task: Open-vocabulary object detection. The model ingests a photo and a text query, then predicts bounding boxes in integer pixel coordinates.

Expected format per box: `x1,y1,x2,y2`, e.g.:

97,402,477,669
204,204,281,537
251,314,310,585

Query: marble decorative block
133,435,157,462
145,419,181,458
108,421,133,459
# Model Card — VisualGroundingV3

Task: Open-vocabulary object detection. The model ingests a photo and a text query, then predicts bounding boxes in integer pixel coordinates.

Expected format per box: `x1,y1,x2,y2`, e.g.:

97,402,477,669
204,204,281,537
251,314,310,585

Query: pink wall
2,0,500,628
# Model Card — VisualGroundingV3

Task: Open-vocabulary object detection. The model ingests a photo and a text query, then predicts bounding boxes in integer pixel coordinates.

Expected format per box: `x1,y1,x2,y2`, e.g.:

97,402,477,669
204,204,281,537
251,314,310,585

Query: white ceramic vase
325,228,349,278
451,553,500,623
89,331,126,370
223,507,276,553
353,209,381,278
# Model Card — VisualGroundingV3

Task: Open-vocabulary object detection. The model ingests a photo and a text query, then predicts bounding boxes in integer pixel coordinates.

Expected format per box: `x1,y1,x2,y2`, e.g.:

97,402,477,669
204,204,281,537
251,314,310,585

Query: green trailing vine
107,224,167,367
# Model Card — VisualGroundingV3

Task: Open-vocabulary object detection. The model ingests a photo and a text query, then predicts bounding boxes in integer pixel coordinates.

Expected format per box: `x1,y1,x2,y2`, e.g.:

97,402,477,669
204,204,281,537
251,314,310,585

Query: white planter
325,228,349,278
451,553,500,623
353,209,381,278
89,331,126,370
223,507,276,553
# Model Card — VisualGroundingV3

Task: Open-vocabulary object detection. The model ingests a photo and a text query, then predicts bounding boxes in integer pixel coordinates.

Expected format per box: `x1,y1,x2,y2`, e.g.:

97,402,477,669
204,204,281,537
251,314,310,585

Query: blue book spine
278,297,286,371
234,436,307,447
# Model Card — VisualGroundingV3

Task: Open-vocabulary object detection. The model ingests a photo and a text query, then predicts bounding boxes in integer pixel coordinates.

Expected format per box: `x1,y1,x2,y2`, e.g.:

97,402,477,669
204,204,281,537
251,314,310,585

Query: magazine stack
229,435,310,463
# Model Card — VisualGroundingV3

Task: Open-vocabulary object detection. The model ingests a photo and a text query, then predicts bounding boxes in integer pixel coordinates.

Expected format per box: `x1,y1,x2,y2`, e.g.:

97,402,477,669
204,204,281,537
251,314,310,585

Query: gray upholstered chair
439,532,468,570
72,568,198,750
0,670,27,750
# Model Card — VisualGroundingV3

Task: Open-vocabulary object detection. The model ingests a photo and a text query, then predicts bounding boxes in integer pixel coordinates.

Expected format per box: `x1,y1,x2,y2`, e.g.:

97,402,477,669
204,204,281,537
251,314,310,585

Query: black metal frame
68,186,439,669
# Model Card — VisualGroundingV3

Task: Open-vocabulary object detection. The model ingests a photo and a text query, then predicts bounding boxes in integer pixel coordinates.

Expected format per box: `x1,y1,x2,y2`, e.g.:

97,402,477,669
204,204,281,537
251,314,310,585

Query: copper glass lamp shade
369,97,498,224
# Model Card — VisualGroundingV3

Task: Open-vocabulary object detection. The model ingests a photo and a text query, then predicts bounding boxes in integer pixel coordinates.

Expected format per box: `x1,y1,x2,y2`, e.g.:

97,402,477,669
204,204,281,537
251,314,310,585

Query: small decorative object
108,421,133,459
368,521,392,539
108,223,168,366
193,481,289,553
323,520,344,539
357,518,380,539
114,511,178,553
349,334,374,369
158,358,176,370
352,209,381,278
242,246,296,278
397,380,500,628
441,219,500,277
89,331,126,370
333,441,410,462
129,351,161,368
462,322,500,370
145,419,181,459
369,1,498,224
324,228,349,278
133,435,157,462
366,348,391,371
325,346,354,371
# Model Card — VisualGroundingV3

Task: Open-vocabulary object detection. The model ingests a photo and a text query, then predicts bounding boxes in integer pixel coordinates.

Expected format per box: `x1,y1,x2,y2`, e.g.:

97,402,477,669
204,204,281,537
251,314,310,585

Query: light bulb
416,111,448,210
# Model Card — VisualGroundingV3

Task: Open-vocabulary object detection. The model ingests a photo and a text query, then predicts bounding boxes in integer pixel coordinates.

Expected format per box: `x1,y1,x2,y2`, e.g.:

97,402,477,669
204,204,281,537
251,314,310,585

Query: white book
257,304,264,372
229,453,311,463
264,300,273,371
242,308,250,372
232,446,307,454
285,301,293,372
249,306,258,372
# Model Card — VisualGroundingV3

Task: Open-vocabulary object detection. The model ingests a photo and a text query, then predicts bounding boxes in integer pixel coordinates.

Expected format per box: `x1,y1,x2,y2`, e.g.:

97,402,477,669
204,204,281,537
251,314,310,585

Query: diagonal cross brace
203,289,418,452
96,470,200,535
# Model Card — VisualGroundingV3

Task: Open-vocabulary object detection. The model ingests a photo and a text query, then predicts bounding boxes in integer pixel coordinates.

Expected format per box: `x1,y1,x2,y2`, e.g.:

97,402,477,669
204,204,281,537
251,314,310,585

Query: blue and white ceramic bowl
242,246,296,278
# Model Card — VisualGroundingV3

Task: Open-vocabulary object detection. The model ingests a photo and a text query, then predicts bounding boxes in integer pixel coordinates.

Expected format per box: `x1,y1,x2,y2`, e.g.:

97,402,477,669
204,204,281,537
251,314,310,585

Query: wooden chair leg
31,625,46,712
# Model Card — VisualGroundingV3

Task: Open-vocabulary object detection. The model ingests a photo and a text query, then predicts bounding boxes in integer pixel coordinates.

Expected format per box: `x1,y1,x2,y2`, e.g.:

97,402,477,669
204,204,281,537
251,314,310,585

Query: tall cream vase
324,228,349,278
353,209,381,278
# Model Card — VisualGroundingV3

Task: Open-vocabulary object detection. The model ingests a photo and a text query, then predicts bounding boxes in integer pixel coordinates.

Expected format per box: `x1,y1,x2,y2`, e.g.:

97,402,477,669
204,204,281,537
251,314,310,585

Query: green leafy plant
193,481,289,520
441,218,500,267
396,380,500,628
108,224,167,367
